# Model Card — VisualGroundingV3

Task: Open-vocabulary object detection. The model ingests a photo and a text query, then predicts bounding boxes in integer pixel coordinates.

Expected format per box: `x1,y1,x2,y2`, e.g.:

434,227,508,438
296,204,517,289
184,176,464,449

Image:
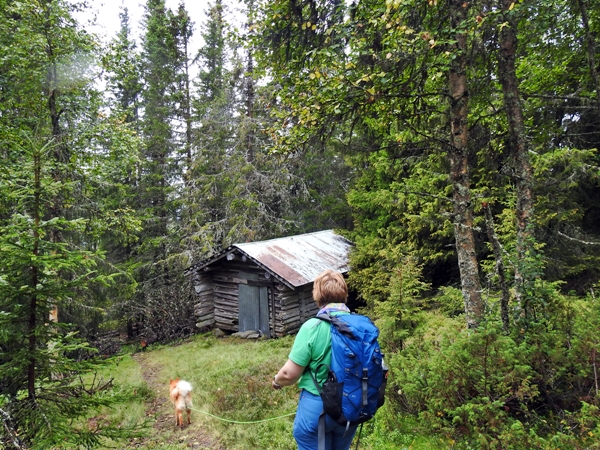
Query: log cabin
184,230,353,338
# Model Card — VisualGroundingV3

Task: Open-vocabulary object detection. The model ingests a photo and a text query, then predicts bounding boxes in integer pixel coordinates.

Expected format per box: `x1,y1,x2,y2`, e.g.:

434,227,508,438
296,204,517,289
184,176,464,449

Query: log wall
192,272,214,329
272,284,317,337
191,255,318,337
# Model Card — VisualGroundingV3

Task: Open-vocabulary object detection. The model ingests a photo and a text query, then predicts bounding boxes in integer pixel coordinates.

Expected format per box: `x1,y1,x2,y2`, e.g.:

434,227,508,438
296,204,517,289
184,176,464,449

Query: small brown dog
169,378,193,427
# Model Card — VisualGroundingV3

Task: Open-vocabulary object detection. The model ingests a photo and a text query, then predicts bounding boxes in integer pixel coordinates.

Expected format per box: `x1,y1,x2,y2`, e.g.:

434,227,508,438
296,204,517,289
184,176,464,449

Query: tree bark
483,203,510,332
448,0,483,329
43,2,64,325
498,0,535,311
183,27,193,173
576,0,600,102
245,0,256,163
28,147,42,401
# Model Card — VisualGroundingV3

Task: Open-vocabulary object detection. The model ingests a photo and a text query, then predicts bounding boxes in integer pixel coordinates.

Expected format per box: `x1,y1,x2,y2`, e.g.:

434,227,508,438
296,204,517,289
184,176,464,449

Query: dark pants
293,390,358,450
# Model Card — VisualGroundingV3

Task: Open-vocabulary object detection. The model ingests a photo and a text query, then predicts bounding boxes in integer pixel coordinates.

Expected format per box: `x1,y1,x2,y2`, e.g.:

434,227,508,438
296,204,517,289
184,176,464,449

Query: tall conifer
139,0,178,255
0,0,144,445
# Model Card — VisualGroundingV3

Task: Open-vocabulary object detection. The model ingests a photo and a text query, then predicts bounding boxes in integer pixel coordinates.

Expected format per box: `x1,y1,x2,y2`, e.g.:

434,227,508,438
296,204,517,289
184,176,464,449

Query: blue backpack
310,312,388,439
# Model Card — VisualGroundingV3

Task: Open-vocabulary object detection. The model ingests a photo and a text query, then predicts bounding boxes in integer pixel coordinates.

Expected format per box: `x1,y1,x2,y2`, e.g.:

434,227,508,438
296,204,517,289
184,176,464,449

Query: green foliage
531,147,600,290
366,257,430,352
179,0,354,265
432,286,465,318
0,133,145,447
197,0,227,102
102,7,143,124
346,148,456,292
379,284,600,448
358,403,453,449
138,0,183,246
288,147,355,232
253,0,600,310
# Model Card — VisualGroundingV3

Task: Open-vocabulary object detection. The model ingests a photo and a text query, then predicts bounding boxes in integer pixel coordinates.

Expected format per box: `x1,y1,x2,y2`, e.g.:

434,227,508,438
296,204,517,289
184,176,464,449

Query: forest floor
127,351,226,449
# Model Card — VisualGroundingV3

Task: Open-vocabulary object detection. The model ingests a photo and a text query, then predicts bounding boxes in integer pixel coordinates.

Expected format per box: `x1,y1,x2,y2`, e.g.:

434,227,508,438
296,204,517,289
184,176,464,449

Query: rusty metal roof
186,230,353,289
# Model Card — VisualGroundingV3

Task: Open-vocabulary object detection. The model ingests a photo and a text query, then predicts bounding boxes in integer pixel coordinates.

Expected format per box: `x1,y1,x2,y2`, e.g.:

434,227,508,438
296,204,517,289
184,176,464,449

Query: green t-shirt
289,312,349,395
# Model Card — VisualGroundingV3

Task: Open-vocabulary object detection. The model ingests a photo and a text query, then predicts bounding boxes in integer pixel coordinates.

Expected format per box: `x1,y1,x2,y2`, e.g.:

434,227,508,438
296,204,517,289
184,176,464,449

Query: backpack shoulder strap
315,312,356,340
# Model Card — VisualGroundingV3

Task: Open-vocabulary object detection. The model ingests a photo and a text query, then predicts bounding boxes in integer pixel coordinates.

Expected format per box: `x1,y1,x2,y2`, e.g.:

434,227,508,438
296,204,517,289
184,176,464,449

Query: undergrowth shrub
368,263,600,448
370,258,430,353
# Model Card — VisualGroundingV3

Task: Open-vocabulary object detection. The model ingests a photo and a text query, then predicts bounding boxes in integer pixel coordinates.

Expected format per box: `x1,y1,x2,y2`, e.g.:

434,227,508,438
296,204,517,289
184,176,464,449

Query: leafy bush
369,274,600,448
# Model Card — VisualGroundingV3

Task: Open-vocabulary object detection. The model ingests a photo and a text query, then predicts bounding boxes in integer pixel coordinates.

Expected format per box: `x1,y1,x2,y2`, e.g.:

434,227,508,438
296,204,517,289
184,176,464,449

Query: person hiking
272,269,358,450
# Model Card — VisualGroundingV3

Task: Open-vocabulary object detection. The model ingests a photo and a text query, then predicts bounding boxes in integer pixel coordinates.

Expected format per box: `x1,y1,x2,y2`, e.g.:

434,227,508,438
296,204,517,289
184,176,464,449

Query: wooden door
238,283,270,338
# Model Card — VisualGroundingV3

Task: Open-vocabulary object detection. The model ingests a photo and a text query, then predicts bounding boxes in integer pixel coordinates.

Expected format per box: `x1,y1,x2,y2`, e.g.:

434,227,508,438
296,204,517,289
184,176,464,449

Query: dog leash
189,407,295,424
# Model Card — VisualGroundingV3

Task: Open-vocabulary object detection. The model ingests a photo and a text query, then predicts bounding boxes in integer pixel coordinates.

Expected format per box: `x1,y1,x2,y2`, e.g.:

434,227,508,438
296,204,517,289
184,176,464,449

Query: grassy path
97,334,452,450
99,333,300,449
128,350,225,449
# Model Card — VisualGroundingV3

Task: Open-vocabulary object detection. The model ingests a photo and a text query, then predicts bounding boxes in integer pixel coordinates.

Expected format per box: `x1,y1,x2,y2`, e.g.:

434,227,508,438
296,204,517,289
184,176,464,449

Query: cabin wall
299,287,318,322
273,284,317,337
192,272,215,329
192,259,276,333
191,258,318,337
212,264,242,332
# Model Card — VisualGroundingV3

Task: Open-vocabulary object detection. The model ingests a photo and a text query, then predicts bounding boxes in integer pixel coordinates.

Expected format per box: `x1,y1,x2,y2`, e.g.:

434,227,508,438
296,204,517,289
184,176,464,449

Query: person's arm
272,359,304,390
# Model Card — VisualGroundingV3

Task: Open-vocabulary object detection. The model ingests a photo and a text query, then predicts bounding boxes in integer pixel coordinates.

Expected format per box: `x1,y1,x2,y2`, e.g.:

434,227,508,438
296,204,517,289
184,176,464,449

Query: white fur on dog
173,380,193,410
170,379,193,426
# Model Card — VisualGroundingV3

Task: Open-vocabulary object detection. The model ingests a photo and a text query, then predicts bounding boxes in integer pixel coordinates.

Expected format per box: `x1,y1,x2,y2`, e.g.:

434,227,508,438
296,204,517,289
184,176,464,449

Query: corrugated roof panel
235,230,352,287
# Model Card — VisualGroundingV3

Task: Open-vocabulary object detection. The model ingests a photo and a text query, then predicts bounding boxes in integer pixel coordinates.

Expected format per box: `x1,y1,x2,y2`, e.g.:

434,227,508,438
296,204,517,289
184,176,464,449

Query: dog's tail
177,380,193,408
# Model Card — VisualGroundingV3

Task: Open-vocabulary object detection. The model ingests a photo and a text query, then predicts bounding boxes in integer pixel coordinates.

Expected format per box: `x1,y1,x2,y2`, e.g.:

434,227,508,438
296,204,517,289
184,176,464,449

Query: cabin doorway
238,279,271,338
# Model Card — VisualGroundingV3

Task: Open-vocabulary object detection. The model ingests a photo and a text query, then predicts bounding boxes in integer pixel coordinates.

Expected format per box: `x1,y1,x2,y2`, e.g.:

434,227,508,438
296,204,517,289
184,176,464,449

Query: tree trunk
483,203,510,332
576,0,600,102
28,147,42,401
244,0,256,163
44,2,63,324
245,51,255,162
448,0,483,329
183,29,193,174
498,0,535,311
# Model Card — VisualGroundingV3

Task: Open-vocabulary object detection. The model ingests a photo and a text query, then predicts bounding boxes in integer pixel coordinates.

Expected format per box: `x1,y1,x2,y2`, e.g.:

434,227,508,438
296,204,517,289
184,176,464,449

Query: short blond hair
312,269,348,307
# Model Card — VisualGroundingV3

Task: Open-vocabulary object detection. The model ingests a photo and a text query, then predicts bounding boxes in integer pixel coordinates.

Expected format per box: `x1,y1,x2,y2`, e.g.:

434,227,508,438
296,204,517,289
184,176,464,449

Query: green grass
92,333,297,449
91,332,442,450
172,333,300,450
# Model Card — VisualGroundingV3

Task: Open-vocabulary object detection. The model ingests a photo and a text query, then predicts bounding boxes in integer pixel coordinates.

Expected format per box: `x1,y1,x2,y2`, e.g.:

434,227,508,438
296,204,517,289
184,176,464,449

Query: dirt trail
130,352,225,449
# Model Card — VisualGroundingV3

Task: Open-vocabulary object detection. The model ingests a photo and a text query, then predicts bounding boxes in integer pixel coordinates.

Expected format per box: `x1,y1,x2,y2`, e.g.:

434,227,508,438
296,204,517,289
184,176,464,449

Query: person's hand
272,376,282,390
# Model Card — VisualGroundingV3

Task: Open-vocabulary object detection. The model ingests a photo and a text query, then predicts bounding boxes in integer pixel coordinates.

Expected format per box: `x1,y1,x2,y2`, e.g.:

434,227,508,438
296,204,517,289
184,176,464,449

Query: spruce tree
0,135,142,448
182,0,329,260
139,0,179,254
103,7,143,125
0,1,144,445
121,0,197,344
